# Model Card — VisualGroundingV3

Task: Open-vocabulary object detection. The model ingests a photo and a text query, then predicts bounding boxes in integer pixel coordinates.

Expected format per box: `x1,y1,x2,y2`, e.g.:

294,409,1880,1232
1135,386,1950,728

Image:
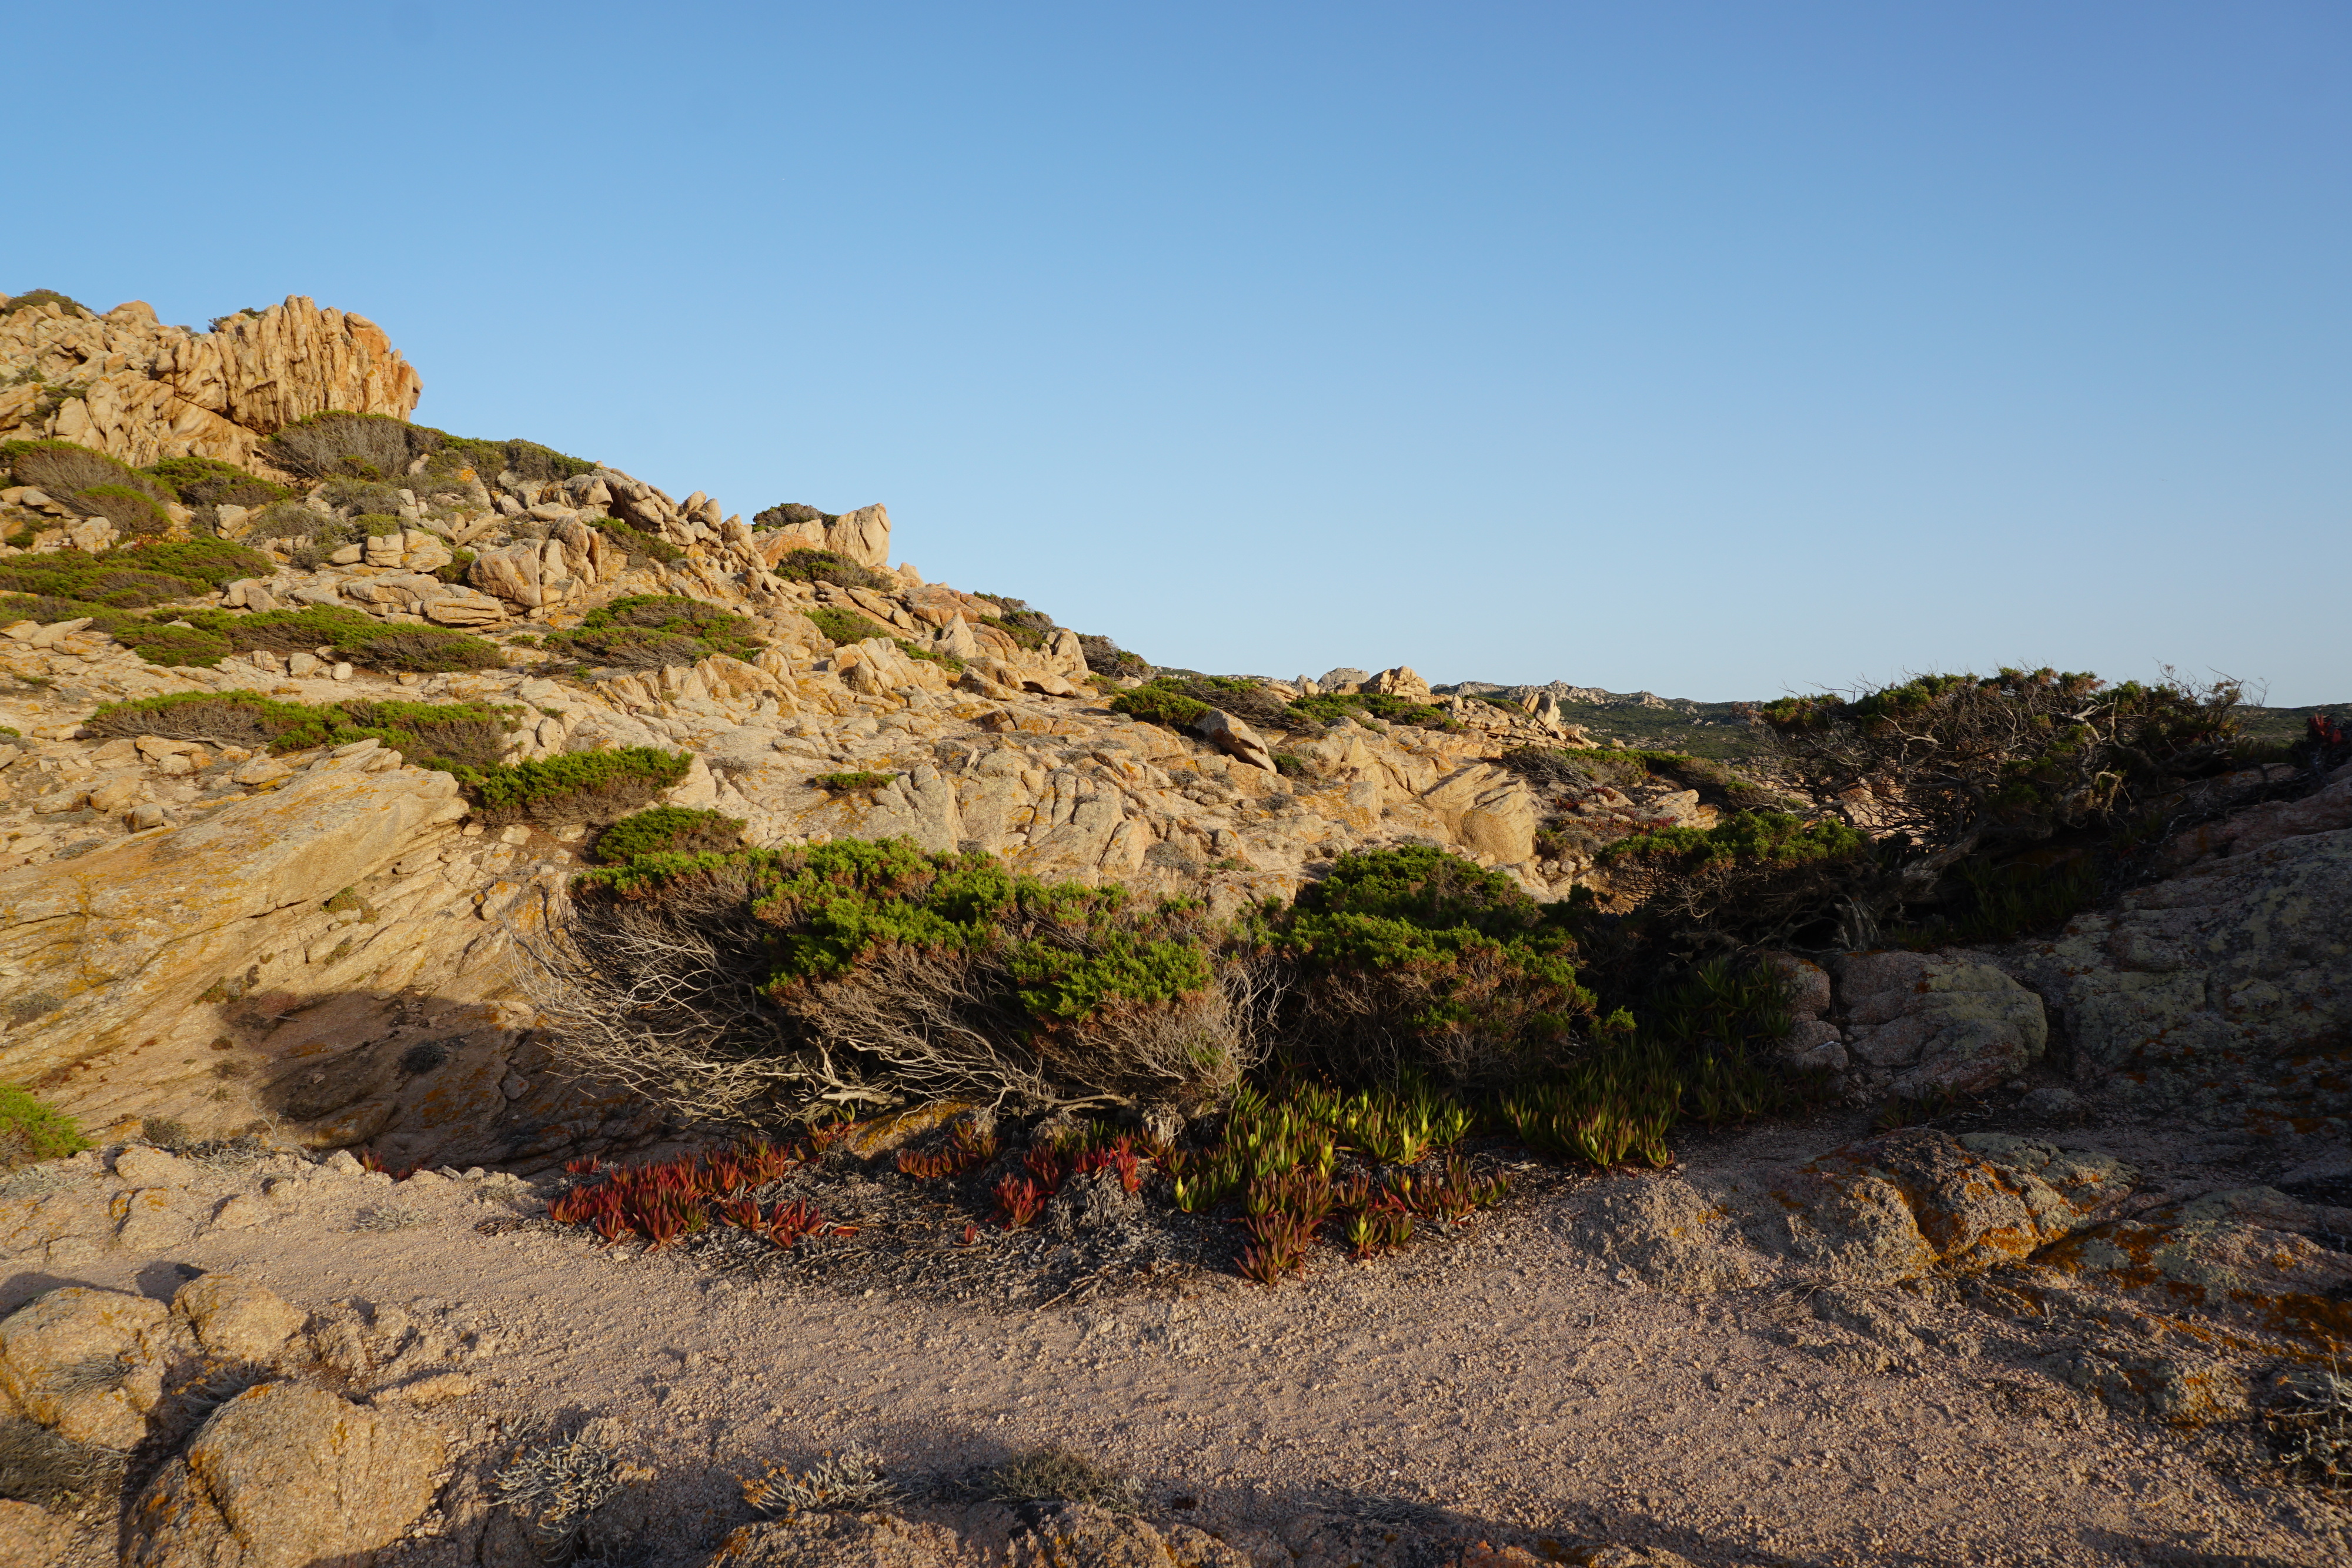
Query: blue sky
18,3,2350,703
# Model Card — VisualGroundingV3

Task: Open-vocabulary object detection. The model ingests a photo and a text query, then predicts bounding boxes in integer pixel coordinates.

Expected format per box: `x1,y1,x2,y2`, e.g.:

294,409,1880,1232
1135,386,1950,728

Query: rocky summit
0,290,2347,1568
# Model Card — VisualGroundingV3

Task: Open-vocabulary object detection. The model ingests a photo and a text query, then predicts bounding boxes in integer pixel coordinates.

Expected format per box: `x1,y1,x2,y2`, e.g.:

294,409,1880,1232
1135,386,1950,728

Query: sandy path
33,1156,2338,1568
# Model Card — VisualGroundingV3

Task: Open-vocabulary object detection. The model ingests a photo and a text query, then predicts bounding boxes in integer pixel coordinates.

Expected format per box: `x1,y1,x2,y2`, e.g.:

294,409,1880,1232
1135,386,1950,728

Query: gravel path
27,1139,2339,1568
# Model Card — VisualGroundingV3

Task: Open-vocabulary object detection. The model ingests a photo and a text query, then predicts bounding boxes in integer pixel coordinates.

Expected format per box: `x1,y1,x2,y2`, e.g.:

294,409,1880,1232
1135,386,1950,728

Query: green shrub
584,516,682,564
0,1084,90,1169
1262,846,1595,1088
542,596,761,670
95,604,504,673
74,484,172,536
1,441,173,522
436,547,477,584
552,838,1247,1118
263,411,417,482
84,691,524,768
812,770,898,792
242,501,335,544
142,456,287,510
1599,810,1868,869
590,807,746,864
753,502,834,529
772,549,884,590
805,606,891,647
1,289,90,319
0,538,271,609
1078,633,1149,679
1287,691,1460,733
974,593,1054,651
1110,681,1211,730
467,747,694,827
896,637,964,674
265,412,597,486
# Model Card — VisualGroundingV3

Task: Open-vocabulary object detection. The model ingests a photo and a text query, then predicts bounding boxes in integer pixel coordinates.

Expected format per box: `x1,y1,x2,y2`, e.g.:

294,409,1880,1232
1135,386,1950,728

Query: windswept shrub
973,593,1056,651
531,838,1268,1121
1749,666,2247,944
1111,674,1295,733
142,456,287,510
591,806,746,863
1110,681,1210,730
584,515,682,565
805,606,891,647
1261,845,1595,1088
467,747,694,827
1287,690,1461,733
771,548,885,590
266,411,596,486
263,411,419,482
0,537,270,608
2,440,169,511
1,288,91,318
542,595,760,670
1078,633,1150,680
753,502,834,530
84,691,524,769
105,604,505,673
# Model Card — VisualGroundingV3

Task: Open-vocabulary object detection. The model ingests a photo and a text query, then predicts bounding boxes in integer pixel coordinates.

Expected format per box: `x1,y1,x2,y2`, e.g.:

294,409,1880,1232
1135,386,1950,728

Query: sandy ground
13,1110,2347,1568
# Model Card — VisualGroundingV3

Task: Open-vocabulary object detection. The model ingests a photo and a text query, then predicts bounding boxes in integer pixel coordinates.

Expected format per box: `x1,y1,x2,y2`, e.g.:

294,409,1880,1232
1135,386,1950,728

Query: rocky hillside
0,289,1739,1168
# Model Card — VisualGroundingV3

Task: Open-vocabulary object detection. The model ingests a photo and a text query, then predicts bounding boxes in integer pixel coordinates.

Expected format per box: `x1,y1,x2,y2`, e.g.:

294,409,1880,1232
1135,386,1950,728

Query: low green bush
2,289,89,319
584,516,683,565
1261,845,1594,1088
75,484,172,536
467,747,694,827
1598,810,1868,869
0,538,272,609
85,690,524,768
0,1084,90,1169
753,502,834,529
554,837,1244,1118
772,549,884,590
590,807,746,864
974,593,1056,651
1287,690,1460,733
2,440,172,514
806,606,891,647
1078,633,1149,679
142,456,287,510
1110,682,1211,730
264,411,597,486
89,604,505,673
542,596,761,670
812,770,898,791
896,637,965,674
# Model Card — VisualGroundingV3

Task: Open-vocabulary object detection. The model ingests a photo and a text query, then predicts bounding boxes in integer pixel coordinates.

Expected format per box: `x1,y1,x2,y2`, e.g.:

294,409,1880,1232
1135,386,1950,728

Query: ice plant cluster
896,1119,1000,1180
989,1128,1152,1229
549,1142,846,1248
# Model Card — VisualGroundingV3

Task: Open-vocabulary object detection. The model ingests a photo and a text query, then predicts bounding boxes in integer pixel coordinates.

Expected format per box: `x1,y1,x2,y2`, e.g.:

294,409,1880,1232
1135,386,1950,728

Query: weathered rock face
0,1285,171,1447
0,295,421,475
126,1381,446,1568
1825,951,2047,1099
1997,822,2352,1134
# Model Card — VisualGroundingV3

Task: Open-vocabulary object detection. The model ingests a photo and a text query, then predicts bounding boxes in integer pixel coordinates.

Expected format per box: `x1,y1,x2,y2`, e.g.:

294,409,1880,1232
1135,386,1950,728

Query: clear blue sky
18,3,2350,703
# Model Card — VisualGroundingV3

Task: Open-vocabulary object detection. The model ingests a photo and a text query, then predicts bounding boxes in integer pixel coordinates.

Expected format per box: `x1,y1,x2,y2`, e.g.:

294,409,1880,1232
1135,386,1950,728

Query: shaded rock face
0,295,420,474
1997,824,2352,1135
1827,952,2047,1099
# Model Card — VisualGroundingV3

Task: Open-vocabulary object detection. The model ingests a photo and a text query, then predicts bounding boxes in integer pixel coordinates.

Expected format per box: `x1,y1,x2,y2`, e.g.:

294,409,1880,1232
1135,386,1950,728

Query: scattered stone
173,1275,306,1363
